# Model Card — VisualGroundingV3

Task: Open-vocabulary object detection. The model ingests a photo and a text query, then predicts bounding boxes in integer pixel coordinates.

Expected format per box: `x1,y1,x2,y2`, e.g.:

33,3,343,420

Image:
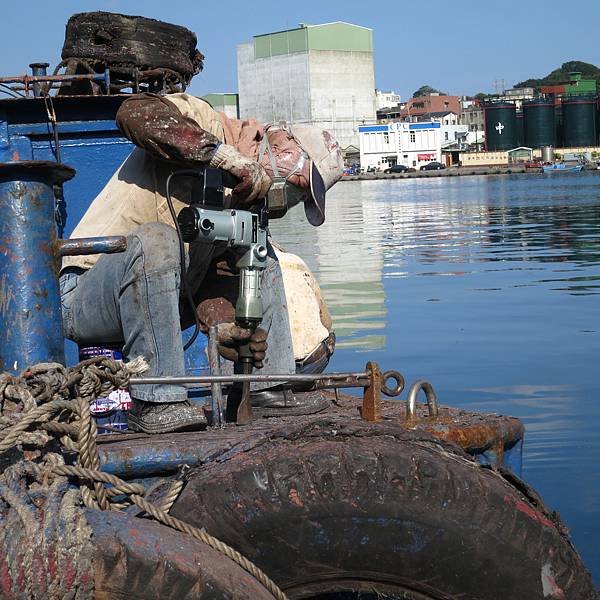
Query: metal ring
406,379,439,420
381,370,405,397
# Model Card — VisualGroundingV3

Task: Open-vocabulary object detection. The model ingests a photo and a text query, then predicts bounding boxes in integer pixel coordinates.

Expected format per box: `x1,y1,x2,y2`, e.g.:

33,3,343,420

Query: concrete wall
459,151,508,166
308,50,376,148
459,145,600,166
238,42,312,124
238,43,376,149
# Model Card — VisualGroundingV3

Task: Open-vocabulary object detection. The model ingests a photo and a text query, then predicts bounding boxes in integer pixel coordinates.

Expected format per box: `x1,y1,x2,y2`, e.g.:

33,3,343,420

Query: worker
59,92,343,434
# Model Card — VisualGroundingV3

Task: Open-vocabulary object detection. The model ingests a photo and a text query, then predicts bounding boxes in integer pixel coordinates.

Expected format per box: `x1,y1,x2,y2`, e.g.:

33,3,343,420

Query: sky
3,0,600,101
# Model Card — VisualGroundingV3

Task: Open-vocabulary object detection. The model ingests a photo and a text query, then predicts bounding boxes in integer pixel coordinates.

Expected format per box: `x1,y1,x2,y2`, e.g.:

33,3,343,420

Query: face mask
267,178,308,219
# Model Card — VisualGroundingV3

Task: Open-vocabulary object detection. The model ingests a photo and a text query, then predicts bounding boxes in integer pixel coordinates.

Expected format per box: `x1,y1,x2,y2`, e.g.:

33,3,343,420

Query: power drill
175,168,274,423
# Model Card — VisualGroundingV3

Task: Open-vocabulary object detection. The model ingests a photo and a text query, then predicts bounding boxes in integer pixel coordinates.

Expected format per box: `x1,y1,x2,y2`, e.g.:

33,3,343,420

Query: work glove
209,144,272,206
216,323,268,369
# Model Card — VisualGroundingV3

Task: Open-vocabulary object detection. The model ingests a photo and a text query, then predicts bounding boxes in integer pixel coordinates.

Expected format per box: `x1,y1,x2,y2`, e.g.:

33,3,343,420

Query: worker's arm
116,93,220,166
116,93,271,204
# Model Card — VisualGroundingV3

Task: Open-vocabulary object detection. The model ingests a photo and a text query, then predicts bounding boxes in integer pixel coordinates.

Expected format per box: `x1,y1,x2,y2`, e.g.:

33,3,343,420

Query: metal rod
130,372,369,385
207,326,224,426
0,74,107,84
56,236,127,256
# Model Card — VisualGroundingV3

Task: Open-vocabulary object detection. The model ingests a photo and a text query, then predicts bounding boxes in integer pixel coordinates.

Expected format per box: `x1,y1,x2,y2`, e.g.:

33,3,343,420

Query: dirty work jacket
61,93,330,360
61,94,225,284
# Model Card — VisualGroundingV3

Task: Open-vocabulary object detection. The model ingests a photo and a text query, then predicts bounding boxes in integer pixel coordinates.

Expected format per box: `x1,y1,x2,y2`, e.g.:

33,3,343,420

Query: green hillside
515,61,600,88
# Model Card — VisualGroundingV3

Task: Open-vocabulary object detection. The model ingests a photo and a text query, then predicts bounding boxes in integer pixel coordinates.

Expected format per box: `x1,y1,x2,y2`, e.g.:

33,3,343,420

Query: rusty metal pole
0,161,127,374
362,361,383,422
0,162,75,373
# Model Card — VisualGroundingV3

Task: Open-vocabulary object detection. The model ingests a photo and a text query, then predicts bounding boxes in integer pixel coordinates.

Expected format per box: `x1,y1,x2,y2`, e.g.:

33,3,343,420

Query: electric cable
165,170,202,351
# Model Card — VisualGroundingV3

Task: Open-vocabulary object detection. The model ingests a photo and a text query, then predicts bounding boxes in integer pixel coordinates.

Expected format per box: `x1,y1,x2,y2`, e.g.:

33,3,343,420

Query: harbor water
271,171,600,583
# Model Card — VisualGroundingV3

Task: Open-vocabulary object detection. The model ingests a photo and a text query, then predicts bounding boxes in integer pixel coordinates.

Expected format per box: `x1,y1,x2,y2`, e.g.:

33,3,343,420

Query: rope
160,479,185,514
0,357,288,600
129,494,287,600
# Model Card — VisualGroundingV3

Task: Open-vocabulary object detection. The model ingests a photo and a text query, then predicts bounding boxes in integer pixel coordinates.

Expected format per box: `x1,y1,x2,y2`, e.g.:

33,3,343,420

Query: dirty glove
216,323,268,369
209,144,272,206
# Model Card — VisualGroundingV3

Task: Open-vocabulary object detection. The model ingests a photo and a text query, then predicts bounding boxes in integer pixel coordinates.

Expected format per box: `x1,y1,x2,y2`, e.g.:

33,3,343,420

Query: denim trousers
60,222,296,403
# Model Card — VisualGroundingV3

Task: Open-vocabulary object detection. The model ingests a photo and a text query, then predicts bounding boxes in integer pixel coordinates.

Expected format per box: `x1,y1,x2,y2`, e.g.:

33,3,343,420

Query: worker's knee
128,222,180,273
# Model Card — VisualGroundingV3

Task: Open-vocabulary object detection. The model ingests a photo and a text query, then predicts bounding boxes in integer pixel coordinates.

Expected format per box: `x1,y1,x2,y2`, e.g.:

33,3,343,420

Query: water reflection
271,182,389,351
273,173,600,349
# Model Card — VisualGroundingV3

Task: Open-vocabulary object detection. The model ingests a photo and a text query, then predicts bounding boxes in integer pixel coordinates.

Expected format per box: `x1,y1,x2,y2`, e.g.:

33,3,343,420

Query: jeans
60,222,295,403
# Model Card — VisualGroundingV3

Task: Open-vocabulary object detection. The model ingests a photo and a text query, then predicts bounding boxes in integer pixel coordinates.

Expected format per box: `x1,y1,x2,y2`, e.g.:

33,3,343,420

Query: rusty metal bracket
361,361,383,422
406,379,439,421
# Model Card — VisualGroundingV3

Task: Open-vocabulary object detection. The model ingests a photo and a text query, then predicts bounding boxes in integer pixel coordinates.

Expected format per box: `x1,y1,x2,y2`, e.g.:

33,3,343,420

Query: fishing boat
542,162,584,173
0,13,597,600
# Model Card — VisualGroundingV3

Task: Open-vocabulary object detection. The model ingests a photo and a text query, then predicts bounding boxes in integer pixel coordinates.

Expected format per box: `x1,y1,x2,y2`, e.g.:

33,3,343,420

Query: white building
201,93,239,119
237,22,376,149
359,122,443,170
375,90,401,111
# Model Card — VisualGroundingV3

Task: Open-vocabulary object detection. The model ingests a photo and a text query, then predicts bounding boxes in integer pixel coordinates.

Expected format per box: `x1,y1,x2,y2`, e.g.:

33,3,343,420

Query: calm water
271,172,600,583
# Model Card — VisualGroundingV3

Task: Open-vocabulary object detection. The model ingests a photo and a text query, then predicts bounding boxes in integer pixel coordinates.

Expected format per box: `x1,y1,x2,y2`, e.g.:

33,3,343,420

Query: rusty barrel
0,161,75,373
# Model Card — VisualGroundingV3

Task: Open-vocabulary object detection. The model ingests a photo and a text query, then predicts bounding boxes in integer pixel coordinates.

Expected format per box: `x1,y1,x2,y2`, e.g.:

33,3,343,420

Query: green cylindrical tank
484,102,517,150
516,111,524,146
561,95,596,147
523,99,555,148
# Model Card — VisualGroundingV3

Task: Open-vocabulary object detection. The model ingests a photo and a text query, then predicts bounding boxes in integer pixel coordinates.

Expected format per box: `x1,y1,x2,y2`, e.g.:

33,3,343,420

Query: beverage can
79,345,131,433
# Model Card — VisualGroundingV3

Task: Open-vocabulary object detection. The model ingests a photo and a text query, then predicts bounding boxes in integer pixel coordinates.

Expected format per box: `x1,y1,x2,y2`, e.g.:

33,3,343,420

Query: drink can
79,345,131,433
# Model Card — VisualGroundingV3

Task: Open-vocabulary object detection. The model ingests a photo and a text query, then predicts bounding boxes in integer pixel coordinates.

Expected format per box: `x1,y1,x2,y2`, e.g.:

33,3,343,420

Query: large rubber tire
172,424,597,600
61,12,202,78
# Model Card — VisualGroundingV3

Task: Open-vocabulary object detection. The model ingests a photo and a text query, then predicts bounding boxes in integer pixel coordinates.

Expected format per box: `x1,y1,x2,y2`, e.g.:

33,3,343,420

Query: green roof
254,22,373,59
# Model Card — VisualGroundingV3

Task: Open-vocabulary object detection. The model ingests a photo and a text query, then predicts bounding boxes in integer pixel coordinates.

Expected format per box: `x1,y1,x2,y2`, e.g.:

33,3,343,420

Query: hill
514,61,600,88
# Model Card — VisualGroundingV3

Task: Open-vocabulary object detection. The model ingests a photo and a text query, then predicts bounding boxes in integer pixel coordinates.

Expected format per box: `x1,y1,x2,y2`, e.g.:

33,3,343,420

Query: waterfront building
396,94,461,121
359,122,442,170
460,104,485,135
376,90,401,111
499,87,535,109
540,72,597,96
201,93,239,119
237,22,376,150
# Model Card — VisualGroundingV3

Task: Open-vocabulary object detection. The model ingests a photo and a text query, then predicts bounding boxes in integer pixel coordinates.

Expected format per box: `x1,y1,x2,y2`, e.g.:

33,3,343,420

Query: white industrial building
375,90,401,111
359,122,442,170
358,122,471,170
237,22,376,149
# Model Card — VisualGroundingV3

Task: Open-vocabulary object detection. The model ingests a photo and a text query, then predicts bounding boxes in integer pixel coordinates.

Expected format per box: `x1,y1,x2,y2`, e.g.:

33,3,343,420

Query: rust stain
288,488,303,508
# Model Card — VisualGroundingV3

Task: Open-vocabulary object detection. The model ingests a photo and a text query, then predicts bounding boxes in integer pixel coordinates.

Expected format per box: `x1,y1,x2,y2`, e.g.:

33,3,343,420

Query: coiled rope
0,357,287,600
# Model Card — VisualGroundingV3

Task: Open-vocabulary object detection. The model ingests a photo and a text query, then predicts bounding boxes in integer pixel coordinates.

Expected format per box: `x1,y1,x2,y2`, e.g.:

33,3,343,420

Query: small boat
542,162,584,173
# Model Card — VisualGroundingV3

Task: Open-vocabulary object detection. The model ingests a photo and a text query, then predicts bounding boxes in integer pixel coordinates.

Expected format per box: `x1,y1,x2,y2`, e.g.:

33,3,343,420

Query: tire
172,425,597,600
61,12,203,79
87,511,277,599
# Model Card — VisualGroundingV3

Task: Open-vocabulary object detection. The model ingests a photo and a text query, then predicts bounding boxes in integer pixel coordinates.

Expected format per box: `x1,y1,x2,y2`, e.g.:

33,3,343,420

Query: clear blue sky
3,0,600,101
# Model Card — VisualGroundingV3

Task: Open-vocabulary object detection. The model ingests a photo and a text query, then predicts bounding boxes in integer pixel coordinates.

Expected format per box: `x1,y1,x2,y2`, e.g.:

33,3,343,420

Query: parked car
384,164,415,174
420,162,446,171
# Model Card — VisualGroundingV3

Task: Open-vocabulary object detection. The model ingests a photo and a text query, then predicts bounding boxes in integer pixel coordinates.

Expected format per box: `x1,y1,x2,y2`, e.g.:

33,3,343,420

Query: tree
413,85,441,98
514,60,600,89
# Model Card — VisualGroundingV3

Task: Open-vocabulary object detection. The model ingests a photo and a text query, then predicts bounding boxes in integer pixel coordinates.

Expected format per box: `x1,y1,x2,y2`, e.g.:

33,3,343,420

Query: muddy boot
250,388,330,417
128,399,207,434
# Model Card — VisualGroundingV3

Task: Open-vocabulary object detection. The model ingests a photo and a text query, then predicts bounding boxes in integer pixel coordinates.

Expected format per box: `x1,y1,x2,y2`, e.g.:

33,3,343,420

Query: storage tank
541,146,554,162
516,111,524,146
561,95,596,147
523,99,555,148
484,102,517,150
